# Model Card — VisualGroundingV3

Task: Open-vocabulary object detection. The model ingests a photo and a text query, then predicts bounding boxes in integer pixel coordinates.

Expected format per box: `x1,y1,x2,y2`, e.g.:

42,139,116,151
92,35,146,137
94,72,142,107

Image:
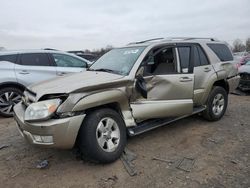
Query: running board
127,106,206,136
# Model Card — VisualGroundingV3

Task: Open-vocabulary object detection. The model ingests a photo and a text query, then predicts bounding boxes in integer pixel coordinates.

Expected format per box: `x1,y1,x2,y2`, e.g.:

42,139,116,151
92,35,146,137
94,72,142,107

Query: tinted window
20,53,51,66
193,46,209,67
0,54,17,63
207,43,233,61
198,46,209,65
52,53,87,68
178,47,190,72
193,46,200,67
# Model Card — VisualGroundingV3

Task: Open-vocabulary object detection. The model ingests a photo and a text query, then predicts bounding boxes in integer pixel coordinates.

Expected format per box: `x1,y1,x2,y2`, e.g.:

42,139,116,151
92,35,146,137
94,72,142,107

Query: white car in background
0,50,90,117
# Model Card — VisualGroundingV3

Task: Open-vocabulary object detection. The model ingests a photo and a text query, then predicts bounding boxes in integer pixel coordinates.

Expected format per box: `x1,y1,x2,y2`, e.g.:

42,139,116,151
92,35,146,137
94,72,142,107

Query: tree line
232,38,250,53
1,38,250,54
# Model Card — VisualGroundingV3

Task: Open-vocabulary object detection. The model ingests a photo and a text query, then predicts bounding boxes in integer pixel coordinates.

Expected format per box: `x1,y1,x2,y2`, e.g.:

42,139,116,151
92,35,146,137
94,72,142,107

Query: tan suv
14,38,239,163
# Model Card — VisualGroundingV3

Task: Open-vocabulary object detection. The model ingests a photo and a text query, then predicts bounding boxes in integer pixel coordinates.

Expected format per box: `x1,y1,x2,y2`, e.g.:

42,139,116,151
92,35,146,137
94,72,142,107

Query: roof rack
128,37,219,45
128,38,164,45
164,37,219,41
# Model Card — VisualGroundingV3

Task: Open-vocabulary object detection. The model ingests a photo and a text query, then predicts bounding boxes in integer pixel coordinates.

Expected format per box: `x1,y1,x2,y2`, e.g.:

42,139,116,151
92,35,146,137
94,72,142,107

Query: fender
200,73,219,104
72,89,136,127
0,81,26,91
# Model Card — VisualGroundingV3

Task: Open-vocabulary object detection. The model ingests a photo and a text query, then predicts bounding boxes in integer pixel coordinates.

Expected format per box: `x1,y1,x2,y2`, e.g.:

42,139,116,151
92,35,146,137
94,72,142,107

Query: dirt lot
0,94,249,188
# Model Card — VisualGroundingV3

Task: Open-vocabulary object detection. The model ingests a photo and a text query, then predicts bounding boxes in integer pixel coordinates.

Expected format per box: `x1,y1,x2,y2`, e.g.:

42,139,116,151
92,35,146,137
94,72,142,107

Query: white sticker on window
123,49,139,55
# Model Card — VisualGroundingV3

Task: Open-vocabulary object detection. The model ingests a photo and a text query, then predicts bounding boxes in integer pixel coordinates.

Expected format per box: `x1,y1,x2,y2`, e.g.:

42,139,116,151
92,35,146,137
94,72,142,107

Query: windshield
90,46,145,75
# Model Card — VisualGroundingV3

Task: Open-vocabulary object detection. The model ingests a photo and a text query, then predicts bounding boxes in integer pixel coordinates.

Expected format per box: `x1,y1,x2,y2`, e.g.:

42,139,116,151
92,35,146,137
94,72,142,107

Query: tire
77,108,127,163
0,87,23,117
202,86,228,121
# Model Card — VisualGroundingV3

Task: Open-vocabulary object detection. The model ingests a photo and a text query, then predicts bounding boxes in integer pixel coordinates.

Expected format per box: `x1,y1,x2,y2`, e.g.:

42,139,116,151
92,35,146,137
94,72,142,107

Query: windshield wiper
90,68,122,75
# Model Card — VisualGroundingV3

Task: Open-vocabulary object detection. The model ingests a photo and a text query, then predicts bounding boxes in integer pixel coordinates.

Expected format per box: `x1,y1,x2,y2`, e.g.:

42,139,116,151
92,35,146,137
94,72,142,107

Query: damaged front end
238,73,250,91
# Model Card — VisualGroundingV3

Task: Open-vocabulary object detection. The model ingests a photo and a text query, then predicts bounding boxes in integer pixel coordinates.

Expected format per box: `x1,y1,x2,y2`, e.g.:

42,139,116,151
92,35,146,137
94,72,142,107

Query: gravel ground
0,94,249,188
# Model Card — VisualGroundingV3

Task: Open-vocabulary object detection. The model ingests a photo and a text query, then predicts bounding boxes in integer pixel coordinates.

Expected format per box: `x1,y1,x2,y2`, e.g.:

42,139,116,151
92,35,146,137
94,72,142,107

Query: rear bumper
13,103,86,149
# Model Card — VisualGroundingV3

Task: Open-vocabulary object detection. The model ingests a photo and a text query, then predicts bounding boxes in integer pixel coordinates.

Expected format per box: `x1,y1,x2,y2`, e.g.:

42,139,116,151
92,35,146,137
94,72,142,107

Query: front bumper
13,103,86,149
238,74,250,91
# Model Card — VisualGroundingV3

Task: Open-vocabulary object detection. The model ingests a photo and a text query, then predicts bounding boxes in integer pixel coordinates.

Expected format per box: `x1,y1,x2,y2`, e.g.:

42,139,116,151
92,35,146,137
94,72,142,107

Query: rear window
207,43,233,61
0,54,17,63
20,53,51,66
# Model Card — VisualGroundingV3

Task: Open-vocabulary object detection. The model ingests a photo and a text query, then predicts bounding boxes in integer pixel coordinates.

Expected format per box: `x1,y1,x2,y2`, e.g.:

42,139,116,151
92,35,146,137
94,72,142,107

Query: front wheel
77,108,127,163
202,86,228,121
0,87,23,117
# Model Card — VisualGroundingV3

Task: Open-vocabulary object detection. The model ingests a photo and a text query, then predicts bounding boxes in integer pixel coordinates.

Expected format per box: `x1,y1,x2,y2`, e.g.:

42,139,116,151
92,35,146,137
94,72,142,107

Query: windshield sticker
123,49,139,55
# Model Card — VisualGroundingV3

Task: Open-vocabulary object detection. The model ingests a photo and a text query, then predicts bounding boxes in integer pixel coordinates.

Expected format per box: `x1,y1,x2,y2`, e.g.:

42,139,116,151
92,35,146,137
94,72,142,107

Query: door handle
19,70,30,75
57,72,67,76
204,67,211,72
179,77,193,82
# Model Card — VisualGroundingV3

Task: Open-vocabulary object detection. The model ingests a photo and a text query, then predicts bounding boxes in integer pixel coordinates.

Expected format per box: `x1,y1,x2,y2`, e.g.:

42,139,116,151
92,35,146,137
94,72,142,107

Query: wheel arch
213,79,229,93
0,82,26,92
72,89,136,127
200,78,229,105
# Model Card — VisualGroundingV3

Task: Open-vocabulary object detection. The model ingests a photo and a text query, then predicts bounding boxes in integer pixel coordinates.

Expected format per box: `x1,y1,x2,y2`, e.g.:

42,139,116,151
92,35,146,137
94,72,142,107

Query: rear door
15,53,57,86
49,53,87,77
130,45,194,121
192,45,215,105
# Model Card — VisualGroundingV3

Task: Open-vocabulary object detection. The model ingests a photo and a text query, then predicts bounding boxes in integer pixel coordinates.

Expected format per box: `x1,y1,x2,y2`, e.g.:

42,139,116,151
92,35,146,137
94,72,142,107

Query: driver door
130,45,194,121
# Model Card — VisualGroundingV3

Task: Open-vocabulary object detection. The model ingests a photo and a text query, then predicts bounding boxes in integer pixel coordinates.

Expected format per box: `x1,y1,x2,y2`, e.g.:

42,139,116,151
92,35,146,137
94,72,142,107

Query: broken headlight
24,99,61,121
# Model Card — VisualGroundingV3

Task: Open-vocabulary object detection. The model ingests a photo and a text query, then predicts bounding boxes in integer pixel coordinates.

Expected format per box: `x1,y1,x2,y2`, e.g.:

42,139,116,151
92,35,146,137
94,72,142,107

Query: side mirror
135,75,147,98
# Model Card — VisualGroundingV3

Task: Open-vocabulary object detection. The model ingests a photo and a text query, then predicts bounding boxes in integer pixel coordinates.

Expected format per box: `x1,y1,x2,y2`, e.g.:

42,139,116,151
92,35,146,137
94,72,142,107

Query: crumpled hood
29,71,125,99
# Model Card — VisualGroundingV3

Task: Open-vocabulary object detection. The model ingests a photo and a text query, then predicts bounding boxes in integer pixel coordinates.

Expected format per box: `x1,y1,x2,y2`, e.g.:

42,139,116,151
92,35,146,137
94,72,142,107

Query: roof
0,49,91,63
0,49,66,55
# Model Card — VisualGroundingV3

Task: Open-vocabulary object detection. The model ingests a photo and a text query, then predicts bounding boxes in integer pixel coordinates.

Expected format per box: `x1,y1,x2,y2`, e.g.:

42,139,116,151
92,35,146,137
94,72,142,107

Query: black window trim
207,43,233,62
0,54,19,64
195,44,210,67
177,43,211,73
177,43,194,74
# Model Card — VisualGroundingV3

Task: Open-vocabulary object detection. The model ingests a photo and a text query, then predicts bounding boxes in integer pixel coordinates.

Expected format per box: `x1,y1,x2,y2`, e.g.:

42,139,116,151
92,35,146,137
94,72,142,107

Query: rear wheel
202,86,228,121
77,108,127,163
0,87,23,117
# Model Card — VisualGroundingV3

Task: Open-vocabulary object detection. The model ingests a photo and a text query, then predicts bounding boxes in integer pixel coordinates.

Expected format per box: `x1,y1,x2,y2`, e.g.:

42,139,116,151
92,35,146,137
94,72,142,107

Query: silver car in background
0,50,89,117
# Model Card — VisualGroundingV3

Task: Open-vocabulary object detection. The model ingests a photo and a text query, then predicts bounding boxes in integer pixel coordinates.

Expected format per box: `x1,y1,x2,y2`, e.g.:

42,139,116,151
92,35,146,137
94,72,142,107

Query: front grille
240,73,250,81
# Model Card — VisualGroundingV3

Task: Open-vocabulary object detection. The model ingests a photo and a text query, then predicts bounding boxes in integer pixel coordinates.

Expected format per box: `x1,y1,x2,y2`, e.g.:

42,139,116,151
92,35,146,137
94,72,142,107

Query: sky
0,0,249,51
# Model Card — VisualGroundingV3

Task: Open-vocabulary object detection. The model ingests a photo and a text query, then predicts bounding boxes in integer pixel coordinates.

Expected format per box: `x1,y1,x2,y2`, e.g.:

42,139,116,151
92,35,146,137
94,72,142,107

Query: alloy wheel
0,91,22,115
212,93,225,116
96,117,120,152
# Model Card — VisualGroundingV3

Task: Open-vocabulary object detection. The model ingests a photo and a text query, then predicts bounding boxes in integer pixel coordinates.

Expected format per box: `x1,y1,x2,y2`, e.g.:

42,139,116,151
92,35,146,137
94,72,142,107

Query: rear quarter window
207,43,233,61
0,54,18,63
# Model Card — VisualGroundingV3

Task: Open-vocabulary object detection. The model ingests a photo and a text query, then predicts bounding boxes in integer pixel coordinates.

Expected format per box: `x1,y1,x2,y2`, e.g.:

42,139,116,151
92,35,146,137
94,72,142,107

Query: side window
193,46,209,67
52,53,87,68
178,47,190,73
0,54,17,63
143,47,177,75
20,53,51,66
207,43,233,61
193,46,200,67
197,46,209,65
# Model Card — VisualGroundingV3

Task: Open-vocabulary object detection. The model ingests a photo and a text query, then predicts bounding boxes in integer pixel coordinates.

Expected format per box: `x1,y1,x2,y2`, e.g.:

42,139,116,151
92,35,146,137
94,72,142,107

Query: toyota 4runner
14,38,239,163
